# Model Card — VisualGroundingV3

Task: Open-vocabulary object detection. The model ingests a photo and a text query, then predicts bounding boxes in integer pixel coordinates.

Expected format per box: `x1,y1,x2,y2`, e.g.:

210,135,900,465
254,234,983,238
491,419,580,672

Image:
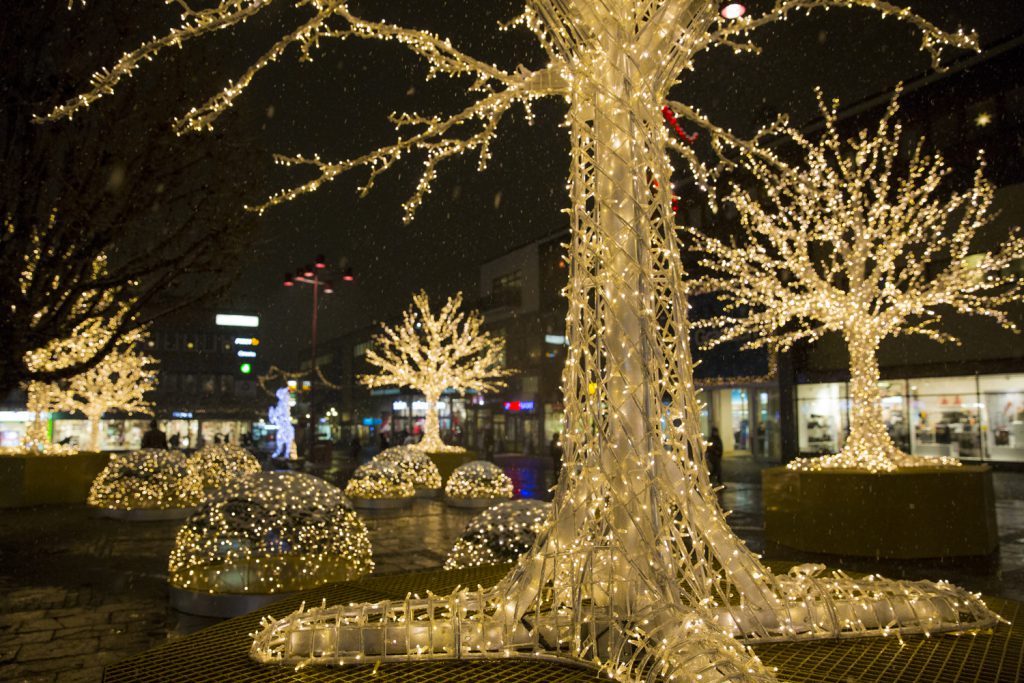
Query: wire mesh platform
104,564,1022,683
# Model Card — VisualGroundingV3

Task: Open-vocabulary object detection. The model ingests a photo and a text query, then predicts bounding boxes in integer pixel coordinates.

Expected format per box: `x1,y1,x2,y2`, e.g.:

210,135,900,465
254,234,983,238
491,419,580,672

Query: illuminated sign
393,400,408,411
361,417,383,426
171,411,194,419
544,334,568,345
215,314,259,328
237,350,257,358
503,401,535,412
234,337,260,346
239,363,253,374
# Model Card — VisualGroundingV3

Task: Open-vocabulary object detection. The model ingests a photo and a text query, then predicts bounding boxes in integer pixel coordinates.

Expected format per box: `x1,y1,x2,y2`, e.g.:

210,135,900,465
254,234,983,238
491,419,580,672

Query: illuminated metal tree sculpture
50,1,997,680
60,330,158,451
360,291,511,452
691,93,1024,473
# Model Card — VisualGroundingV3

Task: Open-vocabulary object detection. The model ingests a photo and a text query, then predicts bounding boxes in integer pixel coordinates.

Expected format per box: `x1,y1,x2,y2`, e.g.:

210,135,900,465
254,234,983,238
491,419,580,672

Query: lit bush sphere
168,471,373,594
88,449,200,511
344,463,415,500
444,460,513,500
445,499,551,570
371,446,442,490
184,443,262,492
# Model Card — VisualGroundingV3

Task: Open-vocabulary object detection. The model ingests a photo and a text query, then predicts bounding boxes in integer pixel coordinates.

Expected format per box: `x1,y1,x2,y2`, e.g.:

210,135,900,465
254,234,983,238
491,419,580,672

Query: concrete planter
349,496,414,510
445,496,510,510
762,464,997,558
0,451,110,508
169,586,296,619
93,506,196,521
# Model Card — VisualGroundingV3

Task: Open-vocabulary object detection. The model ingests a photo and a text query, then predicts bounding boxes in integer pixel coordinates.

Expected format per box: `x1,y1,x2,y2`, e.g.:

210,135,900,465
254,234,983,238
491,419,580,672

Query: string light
183,444,263,494
48,1,995,680
444,499,551,570
169,471,373,595
443,460,514,505
690,90,1023,473
371,445,443,493
360,291,512,453
88,449,201,512
344,462,416,502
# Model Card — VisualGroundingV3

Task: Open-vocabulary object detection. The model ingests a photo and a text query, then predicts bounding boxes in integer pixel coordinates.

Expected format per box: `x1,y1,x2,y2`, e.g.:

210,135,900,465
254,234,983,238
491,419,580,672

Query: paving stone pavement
1,458,1023,682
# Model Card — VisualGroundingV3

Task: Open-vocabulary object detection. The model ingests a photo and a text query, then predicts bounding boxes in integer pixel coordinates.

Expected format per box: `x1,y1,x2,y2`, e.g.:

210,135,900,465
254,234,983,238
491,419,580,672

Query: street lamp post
283,256,354,462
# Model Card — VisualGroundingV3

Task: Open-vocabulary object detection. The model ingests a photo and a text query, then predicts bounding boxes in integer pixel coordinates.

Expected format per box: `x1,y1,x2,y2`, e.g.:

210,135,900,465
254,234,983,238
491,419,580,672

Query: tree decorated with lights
691,92,1024,473
49,1,998,680
360,291,511,452
21,289,135,451
59,330,158,451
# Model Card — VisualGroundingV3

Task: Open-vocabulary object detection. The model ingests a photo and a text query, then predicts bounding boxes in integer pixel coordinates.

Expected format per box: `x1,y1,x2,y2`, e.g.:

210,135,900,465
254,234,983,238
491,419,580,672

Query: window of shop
795,373,1024,462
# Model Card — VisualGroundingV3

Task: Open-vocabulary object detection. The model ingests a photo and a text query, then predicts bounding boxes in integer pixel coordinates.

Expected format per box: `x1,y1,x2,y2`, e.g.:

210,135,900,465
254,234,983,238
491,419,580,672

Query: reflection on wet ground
1,453,1021,681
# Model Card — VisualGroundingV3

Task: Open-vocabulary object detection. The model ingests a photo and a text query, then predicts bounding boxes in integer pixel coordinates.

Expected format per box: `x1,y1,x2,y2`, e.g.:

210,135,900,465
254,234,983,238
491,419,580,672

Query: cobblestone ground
1,457,1022,682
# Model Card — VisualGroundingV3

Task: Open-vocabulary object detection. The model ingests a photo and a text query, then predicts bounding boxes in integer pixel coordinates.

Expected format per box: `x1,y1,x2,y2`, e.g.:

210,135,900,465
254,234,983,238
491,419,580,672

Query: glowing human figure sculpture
49,2,995,681
268,387,295,460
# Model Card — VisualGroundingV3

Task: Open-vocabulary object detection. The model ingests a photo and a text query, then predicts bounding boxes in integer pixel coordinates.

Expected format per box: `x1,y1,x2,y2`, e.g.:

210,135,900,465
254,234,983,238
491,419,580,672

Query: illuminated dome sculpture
168,471,373,617
344,462,415,509
372,446,442,497
444,460,513,509
88,449,200,520
445,499,551,570
184,444,262,493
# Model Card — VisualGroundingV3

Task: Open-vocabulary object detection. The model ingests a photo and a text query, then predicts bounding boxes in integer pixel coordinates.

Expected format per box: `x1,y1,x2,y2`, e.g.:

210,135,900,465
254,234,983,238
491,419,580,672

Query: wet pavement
1,455,1022,682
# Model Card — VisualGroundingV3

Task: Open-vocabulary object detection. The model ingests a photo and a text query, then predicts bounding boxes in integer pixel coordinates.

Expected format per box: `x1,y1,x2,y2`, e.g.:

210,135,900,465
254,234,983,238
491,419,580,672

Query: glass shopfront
796,373,1024,461
699,385,782,462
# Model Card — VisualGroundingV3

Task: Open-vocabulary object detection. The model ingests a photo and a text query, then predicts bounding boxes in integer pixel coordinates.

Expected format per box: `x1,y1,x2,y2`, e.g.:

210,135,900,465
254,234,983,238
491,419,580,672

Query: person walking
141,419,167,449
706,427,724,486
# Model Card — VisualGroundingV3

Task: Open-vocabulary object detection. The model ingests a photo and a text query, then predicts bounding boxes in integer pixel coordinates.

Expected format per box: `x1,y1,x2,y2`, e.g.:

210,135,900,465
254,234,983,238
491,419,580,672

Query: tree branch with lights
46,2,998,681
52,327,158,450
690,91,1023,472
360,290,512,452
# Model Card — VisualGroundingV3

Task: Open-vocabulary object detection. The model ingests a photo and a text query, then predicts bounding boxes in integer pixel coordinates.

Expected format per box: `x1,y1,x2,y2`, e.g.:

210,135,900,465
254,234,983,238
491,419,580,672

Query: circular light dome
168,471,373,598
344,462,415,501
372,446,442,491
445,499,552,569
444,460,514,504
88,449,200,513
184,444,262,493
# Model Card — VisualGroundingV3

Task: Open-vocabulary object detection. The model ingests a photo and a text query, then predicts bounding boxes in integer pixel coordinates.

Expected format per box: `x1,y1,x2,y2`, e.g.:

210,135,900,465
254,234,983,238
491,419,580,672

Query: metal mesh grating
104,565,1022,683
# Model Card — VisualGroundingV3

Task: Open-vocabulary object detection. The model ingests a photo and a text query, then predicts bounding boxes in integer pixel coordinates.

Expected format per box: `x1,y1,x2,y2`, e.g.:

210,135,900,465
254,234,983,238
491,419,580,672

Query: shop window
909,376,982,459
978,374,1024,461
796,383,849,455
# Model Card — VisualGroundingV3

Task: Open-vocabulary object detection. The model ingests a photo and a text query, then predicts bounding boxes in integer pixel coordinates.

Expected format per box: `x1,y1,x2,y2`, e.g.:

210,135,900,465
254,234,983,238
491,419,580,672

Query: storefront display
795,373,1024,462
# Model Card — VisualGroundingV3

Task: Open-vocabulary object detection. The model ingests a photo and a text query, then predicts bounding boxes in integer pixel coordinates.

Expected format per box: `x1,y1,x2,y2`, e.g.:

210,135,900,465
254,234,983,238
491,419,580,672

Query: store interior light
720,2,746,19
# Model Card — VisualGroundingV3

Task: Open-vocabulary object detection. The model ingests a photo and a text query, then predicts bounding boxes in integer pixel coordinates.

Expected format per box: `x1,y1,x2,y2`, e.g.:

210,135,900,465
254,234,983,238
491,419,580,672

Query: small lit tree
690,92,1024,472
60,330,159,451
360,291,511,452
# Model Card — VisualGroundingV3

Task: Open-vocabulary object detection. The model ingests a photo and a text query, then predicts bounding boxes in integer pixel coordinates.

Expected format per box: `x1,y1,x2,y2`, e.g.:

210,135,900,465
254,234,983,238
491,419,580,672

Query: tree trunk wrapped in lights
690,92,1024,474
49,2,999,680
359,291,512,452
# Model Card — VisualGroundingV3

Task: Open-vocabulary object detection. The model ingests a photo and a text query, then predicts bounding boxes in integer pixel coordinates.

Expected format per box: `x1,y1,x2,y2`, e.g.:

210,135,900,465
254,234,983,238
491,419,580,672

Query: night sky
18,0,1024,366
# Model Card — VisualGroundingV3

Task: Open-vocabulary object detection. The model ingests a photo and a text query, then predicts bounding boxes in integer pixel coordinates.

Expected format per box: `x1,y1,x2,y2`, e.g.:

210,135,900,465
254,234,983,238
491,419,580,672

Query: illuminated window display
797,374,1024,462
